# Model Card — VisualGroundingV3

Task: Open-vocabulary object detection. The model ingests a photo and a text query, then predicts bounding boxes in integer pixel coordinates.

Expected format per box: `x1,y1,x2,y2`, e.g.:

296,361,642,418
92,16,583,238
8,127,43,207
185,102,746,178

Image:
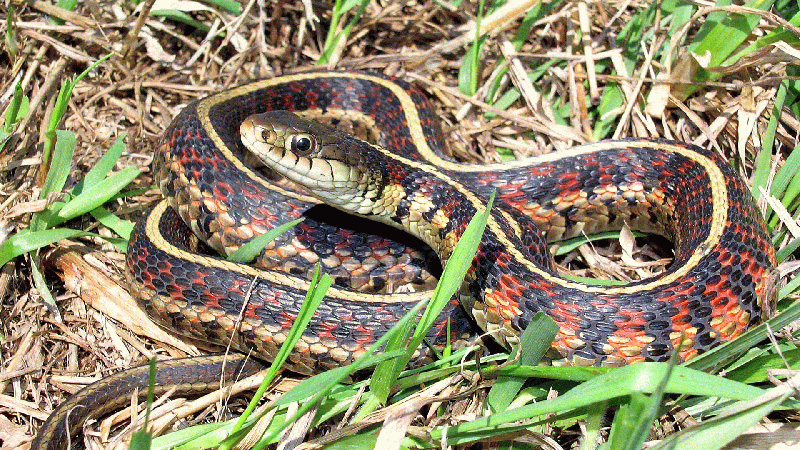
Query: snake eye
289,134,315,155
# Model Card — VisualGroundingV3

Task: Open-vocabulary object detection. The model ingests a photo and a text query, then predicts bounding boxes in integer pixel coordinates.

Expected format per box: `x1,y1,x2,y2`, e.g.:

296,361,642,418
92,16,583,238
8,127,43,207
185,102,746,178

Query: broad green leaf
677,0,777,99
726,9,800,64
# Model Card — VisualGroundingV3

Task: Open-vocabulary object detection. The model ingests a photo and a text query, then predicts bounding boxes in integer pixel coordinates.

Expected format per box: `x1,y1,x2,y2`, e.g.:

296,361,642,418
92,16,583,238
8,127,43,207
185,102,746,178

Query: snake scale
33,71,777,449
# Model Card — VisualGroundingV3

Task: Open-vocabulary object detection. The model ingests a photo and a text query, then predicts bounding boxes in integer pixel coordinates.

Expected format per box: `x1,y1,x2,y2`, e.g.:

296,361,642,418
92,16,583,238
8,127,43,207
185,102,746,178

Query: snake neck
239,111,490,262
346,159,480,264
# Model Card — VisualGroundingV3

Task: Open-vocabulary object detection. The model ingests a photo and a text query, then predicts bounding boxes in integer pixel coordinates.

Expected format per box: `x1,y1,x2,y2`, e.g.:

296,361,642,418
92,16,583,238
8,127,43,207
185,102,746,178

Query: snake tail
31,354,262,450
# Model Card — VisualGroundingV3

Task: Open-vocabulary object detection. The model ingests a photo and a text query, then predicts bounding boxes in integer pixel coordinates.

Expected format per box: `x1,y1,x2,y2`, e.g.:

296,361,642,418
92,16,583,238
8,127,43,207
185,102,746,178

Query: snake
33,71,778,449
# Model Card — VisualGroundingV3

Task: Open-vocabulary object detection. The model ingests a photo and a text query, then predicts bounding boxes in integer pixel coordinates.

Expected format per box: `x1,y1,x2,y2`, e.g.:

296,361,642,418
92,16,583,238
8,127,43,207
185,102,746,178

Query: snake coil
33,71,777,450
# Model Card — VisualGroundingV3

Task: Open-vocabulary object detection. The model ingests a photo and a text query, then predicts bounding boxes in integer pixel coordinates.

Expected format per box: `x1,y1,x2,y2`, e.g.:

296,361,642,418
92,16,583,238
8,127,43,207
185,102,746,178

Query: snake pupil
293,135,312,153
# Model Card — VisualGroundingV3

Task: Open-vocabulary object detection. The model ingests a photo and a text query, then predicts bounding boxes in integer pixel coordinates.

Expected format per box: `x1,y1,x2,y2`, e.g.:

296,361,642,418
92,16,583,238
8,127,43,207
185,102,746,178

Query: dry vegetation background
0,0,799,448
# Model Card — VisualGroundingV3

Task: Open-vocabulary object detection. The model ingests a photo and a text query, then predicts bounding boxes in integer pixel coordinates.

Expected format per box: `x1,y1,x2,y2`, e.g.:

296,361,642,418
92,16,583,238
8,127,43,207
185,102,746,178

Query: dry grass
0,0,798,448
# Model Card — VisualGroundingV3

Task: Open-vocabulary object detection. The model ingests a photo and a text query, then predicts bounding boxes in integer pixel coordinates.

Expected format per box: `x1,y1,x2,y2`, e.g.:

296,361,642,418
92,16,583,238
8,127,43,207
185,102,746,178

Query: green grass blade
581,401,606,450
751,81,787,201
39,130,75,200
248,290,446,449
73,133,128,196
779,170,800,213
217,196,495,445
458,38,484,96
0,229,93,266
321,0,345,58
487,312,558,413
685,300,800,372
609,353,678,450
271,351,405,411
151,352,403,450
434,363,766,445
360,191,495,418
202,0,241,14
776,236,800,263
770,142,800,202
54,166,141,225
726,348,800,383
606,392,651,450
318,0,369,65
4,9,19,59
779,275,800,300
648,383,791,450
413,192,494,338
486,60,557,119
459,0,485,96
494,364,608,382
150,423,230,450
90,206,134,248
482,0,562,105
359,308,416,416
42,54,112,166
225,266,331,441
3,82,24,132
767,143,800,232
129,358,157,450
551,230,648,256
227,218,303,263
149,10,210,31
30,259,61,320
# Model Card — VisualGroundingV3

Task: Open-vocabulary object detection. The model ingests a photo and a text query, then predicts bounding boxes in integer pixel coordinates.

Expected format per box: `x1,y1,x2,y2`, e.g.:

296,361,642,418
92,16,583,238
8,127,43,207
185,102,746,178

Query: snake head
240,111,387,214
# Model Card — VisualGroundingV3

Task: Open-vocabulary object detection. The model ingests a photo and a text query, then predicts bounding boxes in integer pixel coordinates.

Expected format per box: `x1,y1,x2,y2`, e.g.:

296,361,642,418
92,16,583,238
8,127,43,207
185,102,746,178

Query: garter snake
34,71,778,449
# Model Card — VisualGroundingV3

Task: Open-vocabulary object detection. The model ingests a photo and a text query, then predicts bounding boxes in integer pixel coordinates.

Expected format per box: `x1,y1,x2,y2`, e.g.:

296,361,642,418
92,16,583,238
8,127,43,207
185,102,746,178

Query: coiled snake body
34,71,777,449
